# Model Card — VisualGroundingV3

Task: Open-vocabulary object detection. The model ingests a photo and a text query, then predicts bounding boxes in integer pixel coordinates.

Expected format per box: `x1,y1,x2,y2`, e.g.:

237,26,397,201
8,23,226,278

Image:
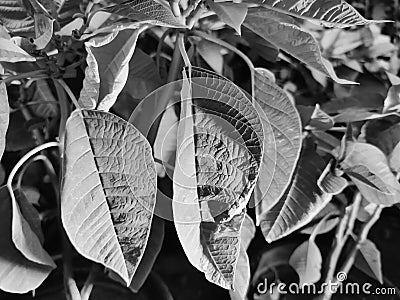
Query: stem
53,79,70,151
156,28,174,76
80,264,100,300
322,205,383,300
20,104,45,145
0,70,47,85
57,79,80,109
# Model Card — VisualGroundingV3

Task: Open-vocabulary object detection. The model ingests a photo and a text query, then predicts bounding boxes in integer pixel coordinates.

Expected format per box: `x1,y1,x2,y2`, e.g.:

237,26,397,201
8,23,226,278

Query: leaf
332,110,398,123
318,163,348,195
0,65,9,160
260,0,385,28
104,0,186,28
0,186,54,293
173,67,264,289
61,109,157,286
128,216,164,292
33,13,54,50
197,39,224,74
207,0,248,34
229,214,255,300
355,239,383,284
383,85,400,113
125,48,162,99
389,142,400,172
289,239,322,285
0,0,34,35
0,37,35,62
259,145,332,242
252,68,302,224
244,8,356,85
79,26,146,111
305,104,334,131
341,142,400,205
364,122,400,156
31,79,59,118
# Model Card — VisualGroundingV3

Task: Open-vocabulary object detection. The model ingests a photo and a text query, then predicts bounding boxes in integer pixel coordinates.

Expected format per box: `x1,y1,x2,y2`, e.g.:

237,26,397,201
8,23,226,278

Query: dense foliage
0,0,399,299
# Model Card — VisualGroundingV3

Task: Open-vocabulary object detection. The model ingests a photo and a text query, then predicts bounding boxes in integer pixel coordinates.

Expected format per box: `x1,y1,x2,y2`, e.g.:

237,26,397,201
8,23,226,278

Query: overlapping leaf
341,142,400,206
260,0,383,28
79,27,146,111
104,0,185,28
252,68,302,224
173,67,264,289
207,0,248,34
61,109,157,286
259,145,332,242
0,186,54,293
244,8,355,84
0,37,35,62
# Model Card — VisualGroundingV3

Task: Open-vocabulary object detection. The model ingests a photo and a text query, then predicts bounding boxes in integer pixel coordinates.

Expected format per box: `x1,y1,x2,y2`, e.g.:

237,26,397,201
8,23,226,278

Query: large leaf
61,109,157,286
259,0,382,28
0,37,35,62
173,67,264,289
79,26,146,111
104,0,185,28
0,186,54,293
0,0,34,35
244,8,355,84
259,145,332,242
207,0,248,34
252,68,302,224
341,142,400,206
0,65,9,160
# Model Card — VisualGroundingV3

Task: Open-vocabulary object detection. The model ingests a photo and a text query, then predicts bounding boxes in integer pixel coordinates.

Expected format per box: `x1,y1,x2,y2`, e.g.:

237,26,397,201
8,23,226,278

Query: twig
156,28,174,76
53,79,70,151
0,70,47,85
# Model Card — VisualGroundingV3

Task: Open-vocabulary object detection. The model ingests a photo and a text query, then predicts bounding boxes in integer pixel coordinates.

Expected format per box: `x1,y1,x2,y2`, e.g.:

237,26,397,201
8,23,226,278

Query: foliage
0,0,399,299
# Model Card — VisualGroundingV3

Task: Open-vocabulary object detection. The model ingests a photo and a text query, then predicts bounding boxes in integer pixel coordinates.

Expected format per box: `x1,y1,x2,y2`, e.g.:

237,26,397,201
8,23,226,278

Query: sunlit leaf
33,13,54,50
79,26,146,111
259,0,385,28
341,142,400,205
173,67,264,289
197,39,224,74
104,0,186,28
289,239,322,285
0,37,35,62
207,0,248,34
61,109,157,285
0,186,54,293
318,162,348,195
252,68,302,224
259,145,332,242
244,8,356,84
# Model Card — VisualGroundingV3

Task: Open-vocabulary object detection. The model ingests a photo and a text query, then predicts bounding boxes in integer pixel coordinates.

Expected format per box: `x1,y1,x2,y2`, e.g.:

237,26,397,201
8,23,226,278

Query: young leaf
355,239,383,284
104,0,186,28
252,68,302,224
244,8,356,85
173,67,264,289
341,142,400,205
259,146,332,242
197,39,224,74
206,0,248,34
79,26,146,111
317,162,348,195
0,66,9,161
61,109,157,286
0,38,36,62
260,0,384,28
33,13,55,50
289,239,322,285
0,186,54,293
